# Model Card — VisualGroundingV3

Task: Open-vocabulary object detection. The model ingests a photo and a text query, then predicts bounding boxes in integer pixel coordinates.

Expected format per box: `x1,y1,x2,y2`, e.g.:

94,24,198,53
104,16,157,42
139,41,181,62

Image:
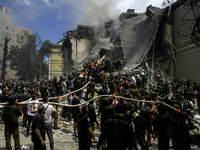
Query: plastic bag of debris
20,145,30,149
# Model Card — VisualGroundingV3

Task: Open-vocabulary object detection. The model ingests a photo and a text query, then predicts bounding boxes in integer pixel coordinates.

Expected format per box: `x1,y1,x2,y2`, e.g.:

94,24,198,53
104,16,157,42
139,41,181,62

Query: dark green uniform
49,93,59,128
49,82,56,96
88,103,97,131
130,88,140,99
108,80,115,95
40,84,48,99
3,97,21,150
86,81,95,100
100,97,114,150
117,83,124,96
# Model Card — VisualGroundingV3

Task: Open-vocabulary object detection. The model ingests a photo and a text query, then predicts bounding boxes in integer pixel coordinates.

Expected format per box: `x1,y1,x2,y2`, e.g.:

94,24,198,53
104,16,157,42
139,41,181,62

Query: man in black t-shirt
72,92,81,136
78,106,97,150
31,105,46,150
97,103,137,150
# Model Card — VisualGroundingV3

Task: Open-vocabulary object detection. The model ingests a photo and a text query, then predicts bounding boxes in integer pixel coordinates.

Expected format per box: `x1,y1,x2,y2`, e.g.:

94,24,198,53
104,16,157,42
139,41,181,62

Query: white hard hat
79,74,83,78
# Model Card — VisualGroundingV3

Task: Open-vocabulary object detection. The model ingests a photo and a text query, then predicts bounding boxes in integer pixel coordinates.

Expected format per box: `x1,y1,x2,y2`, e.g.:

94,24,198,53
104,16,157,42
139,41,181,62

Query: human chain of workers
0,58,200,150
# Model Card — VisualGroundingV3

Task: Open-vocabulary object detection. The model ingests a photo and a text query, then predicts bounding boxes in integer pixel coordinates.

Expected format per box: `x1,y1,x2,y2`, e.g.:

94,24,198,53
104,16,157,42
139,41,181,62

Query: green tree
8,31,40,80
8,31,53,81
39,40,53,61
37,40,53,80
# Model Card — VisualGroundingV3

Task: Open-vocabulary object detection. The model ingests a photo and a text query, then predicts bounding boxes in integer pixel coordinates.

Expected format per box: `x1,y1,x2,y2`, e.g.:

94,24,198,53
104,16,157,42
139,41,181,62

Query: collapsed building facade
60,0,200,82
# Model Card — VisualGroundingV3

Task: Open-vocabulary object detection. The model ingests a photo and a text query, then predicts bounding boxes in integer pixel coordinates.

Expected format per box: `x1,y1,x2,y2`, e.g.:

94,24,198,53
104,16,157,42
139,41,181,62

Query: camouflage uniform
49,92,59,129
5,126,20,150
130,87,140,99
86,80,95,100
108,79,115,95
48,81,56,96
116,82,124,96
2,95,21,150
99,97,114,150
40,83,49,99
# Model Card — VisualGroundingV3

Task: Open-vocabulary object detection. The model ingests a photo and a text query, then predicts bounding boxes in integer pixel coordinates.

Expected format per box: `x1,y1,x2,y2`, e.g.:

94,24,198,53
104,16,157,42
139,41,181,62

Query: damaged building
59,0,200,82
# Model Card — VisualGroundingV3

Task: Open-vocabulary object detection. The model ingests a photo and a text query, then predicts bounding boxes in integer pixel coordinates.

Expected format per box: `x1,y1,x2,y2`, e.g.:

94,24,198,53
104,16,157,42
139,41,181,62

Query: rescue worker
151,103,170,150
87,99,98,131
48,80,56,96
120,60,124,71
78,105,97,150
99,97,114,150
40,82,49,99
130,84,141,99
116,82,124,96
49,92,60,129
99,70,105,85
108,77,115,95
134,109,152,150
97,103,138,150
85,78,95,101
174,111,196,150
2,95,22,150
105,58,111,73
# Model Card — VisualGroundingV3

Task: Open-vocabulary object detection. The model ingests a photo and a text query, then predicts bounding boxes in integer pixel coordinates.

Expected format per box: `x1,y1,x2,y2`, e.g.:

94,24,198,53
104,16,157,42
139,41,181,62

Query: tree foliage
8,31,53,81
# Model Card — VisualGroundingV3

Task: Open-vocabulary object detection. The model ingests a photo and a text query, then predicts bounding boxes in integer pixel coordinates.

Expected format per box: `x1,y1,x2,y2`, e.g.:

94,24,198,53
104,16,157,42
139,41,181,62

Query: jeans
45,122,54,150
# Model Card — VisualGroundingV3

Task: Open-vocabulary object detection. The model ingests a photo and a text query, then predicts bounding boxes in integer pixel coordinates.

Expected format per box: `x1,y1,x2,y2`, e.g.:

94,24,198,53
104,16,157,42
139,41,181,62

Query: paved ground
1,84,200,150
1,108,200,150
0,116,101,150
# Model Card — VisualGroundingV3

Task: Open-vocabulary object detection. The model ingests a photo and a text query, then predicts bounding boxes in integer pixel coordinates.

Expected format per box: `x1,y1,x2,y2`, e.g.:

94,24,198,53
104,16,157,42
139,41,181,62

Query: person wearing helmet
120,60,124,71
105,58,111,73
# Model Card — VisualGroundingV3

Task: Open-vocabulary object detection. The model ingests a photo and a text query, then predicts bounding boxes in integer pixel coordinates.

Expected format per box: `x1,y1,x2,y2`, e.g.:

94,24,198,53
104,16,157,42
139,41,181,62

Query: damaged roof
120,6,162,70
74,6,163,71
75,38,110,70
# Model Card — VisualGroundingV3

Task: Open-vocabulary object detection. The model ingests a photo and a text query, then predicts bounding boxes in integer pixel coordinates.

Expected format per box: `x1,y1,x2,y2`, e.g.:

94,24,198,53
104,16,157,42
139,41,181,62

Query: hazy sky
1,0,164,44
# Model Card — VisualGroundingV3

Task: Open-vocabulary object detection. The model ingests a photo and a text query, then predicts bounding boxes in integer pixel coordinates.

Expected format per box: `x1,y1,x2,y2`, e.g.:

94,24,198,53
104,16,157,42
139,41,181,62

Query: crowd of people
0,58,200,150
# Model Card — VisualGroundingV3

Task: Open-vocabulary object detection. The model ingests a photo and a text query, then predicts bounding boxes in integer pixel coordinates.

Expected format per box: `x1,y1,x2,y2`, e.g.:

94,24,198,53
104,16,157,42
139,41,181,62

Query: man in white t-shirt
43,97,57,150
27,94,39,136
62,79,67,95
131,74,136,86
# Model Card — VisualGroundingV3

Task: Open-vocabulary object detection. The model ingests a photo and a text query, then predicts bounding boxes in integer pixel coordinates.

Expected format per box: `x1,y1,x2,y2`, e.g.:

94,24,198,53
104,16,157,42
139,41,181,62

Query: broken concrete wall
62,36,72,74
75,38,111,71
71,38,91,65
73,6,162,74
120,6,162,71
172,1,200,82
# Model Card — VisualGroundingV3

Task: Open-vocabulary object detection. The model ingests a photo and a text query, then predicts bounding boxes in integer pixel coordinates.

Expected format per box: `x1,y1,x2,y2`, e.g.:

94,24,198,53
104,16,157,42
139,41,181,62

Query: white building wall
71,38,91,65
0,5,32,79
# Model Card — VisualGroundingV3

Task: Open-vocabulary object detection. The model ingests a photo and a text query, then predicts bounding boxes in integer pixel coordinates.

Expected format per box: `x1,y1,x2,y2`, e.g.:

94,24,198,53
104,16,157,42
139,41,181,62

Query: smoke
59,0,137,26
11,0,163,28
76,0,122,26
73,0,163,26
